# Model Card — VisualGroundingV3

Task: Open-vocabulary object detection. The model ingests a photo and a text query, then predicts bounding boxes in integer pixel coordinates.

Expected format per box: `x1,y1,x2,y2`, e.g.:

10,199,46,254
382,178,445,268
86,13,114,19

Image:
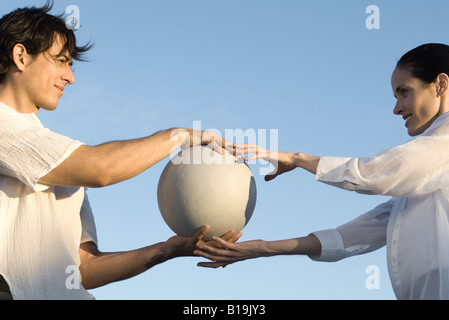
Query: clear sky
2,0,449,300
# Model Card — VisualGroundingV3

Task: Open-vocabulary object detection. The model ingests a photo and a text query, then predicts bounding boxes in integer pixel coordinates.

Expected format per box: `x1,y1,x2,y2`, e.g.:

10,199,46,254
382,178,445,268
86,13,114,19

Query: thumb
194,225,210,241
264,169,279,182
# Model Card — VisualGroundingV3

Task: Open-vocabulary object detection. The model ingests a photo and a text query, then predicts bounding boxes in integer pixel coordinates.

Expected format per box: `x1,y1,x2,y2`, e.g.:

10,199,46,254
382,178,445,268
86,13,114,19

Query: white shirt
0,102,98,300
312,111,449,300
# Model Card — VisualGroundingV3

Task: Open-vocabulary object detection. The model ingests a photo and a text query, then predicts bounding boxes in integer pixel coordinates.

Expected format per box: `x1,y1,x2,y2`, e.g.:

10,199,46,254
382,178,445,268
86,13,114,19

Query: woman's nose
393,101,403,115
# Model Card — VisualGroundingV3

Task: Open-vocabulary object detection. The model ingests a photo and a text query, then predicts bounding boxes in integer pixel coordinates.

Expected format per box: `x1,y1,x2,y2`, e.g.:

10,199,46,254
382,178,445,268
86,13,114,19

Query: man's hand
78,226,242,290
195,237,270,269
165,225,243,259
170,129,234,155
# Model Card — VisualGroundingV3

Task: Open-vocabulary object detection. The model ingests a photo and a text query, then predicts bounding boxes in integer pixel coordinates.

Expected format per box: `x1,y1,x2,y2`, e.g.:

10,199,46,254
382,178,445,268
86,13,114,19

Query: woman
195,43,449,300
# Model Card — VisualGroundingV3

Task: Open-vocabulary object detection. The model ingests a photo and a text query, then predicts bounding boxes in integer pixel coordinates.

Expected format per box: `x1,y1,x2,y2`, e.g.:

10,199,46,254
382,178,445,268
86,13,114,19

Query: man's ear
436,73,449,97
11,44,30,72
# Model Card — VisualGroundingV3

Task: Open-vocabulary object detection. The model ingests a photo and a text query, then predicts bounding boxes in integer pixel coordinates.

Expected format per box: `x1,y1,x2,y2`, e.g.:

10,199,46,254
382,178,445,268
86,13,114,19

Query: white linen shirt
0,102,98,300
312,111,449,300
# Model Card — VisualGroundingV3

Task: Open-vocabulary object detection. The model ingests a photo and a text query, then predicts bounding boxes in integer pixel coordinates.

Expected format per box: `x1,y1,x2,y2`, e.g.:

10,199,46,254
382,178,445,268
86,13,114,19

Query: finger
197,261,230,269
218,231,243,243
201,131,214,144
210,140,229,155
234,144,259,154
265,173,278,182
197,261,220,269
201,230,237,248
194,248,234,261
193,225,210,242
210,236,239,251
209,231,241,248
220,230,237,241
228,232,243,244
264,167,281,182
245,154,261,161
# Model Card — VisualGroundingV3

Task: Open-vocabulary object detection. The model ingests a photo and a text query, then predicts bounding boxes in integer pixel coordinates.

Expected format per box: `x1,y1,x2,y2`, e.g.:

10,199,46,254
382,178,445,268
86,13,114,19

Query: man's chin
36,104,59,112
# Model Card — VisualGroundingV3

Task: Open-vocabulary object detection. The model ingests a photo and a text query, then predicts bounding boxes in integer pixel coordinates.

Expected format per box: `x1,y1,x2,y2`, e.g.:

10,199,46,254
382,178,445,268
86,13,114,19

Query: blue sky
2,0,449,300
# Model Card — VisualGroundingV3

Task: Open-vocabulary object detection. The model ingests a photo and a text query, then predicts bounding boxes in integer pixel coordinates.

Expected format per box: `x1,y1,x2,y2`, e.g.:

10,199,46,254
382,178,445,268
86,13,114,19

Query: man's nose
62,68,75,85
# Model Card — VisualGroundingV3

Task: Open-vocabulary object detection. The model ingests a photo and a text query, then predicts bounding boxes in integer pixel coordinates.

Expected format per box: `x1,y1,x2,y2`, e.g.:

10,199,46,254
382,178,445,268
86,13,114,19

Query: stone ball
157,146,257,241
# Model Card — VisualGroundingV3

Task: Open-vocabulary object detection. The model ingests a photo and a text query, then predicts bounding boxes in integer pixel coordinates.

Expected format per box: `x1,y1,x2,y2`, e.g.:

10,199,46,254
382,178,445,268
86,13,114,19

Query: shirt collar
422,111,449,136
0,101,43,127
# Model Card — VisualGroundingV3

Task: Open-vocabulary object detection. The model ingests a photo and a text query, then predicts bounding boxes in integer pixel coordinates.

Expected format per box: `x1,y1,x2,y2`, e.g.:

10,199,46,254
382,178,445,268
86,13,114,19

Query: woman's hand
195,236,270,269
195,234,322,269
234,144,299,181
235,144,321,179
165,226,243,259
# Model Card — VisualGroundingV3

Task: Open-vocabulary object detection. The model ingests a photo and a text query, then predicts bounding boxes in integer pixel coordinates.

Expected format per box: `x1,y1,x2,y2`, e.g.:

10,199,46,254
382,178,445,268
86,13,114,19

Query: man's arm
78,226,242,289
39,128,227,188
79,241,170,290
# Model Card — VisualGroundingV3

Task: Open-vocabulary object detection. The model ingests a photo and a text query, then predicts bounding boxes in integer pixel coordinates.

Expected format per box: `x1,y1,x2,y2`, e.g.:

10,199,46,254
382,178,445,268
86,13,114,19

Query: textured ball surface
157,146,257,241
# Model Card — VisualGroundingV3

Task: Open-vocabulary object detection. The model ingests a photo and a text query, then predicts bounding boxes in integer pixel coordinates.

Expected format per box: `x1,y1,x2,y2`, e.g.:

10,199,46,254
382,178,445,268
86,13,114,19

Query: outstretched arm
79,226,241,289
195,234,321,269
235,144,320,181
39,129,230,188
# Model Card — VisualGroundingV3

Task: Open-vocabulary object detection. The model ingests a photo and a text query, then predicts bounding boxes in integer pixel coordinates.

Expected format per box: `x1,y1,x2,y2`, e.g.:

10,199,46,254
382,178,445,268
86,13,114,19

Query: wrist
293,153,320,175
260,240,279,257
169,128,191,149
291,152,306,167
161,240,178,261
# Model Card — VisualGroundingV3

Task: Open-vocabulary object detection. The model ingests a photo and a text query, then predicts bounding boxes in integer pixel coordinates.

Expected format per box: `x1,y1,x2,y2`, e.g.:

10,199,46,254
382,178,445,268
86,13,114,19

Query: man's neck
0,80,39,114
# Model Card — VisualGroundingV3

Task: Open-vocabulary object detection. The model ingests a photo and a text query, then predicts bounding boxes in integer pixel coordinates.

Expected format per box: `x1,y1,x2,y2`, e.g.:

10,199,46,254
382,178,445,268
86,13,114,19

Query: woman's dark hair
0,0,92,83
397,43,449,84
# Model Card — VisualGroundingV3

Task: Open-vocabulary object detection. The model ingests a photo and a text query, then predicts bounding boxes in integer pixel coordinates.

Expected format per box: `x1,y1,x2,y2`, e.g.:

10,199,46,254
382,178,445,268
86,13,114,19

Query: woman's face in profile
392,67,448,136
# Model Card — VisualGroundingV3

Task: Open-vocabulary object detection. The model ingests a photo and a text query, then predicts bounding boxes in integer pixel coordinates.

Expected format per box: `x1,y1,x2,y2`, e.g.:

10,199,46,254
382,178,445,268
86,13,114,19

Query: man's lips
55,85,65,95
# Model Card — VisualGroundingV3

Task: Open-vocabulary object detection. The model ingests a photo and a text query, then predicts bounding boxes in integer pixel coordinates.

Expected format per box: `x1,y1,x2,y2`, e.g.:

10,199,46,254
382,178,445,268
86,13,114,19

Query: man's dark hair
397,43,449,84
0,0,92,83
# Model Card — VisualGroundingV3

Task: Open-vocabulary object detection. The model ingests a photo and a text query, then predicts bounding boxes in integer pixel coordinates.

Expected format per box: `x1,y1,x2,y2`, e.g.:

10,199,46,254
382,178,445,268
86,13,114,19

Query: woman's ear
436,73,449,97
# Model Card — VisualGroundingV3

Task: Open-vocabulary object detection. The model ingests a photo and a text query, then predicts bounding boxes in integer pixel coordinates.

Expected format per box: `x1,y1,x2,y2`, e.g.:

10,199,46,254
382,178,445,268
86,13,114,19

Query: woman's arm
235,144,320,181
196,199,393,268
195,234,321,269
238,131,449,197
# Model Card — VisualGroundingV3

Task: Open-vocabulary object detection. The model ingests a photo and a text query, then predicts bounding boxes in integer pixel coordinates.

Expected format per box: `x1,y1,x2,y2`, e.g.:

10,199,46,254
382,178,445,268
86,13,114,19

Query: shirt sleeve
80,190,98,245
316,135,449,197
311,199,392,262
0,117,84,192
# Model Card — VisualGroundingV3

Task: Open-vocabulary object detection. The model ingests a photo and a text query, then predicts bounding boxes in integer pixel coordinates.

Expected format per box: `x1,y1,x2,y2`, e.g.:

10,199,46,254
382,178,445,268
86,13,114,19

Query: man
0,2,236,300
